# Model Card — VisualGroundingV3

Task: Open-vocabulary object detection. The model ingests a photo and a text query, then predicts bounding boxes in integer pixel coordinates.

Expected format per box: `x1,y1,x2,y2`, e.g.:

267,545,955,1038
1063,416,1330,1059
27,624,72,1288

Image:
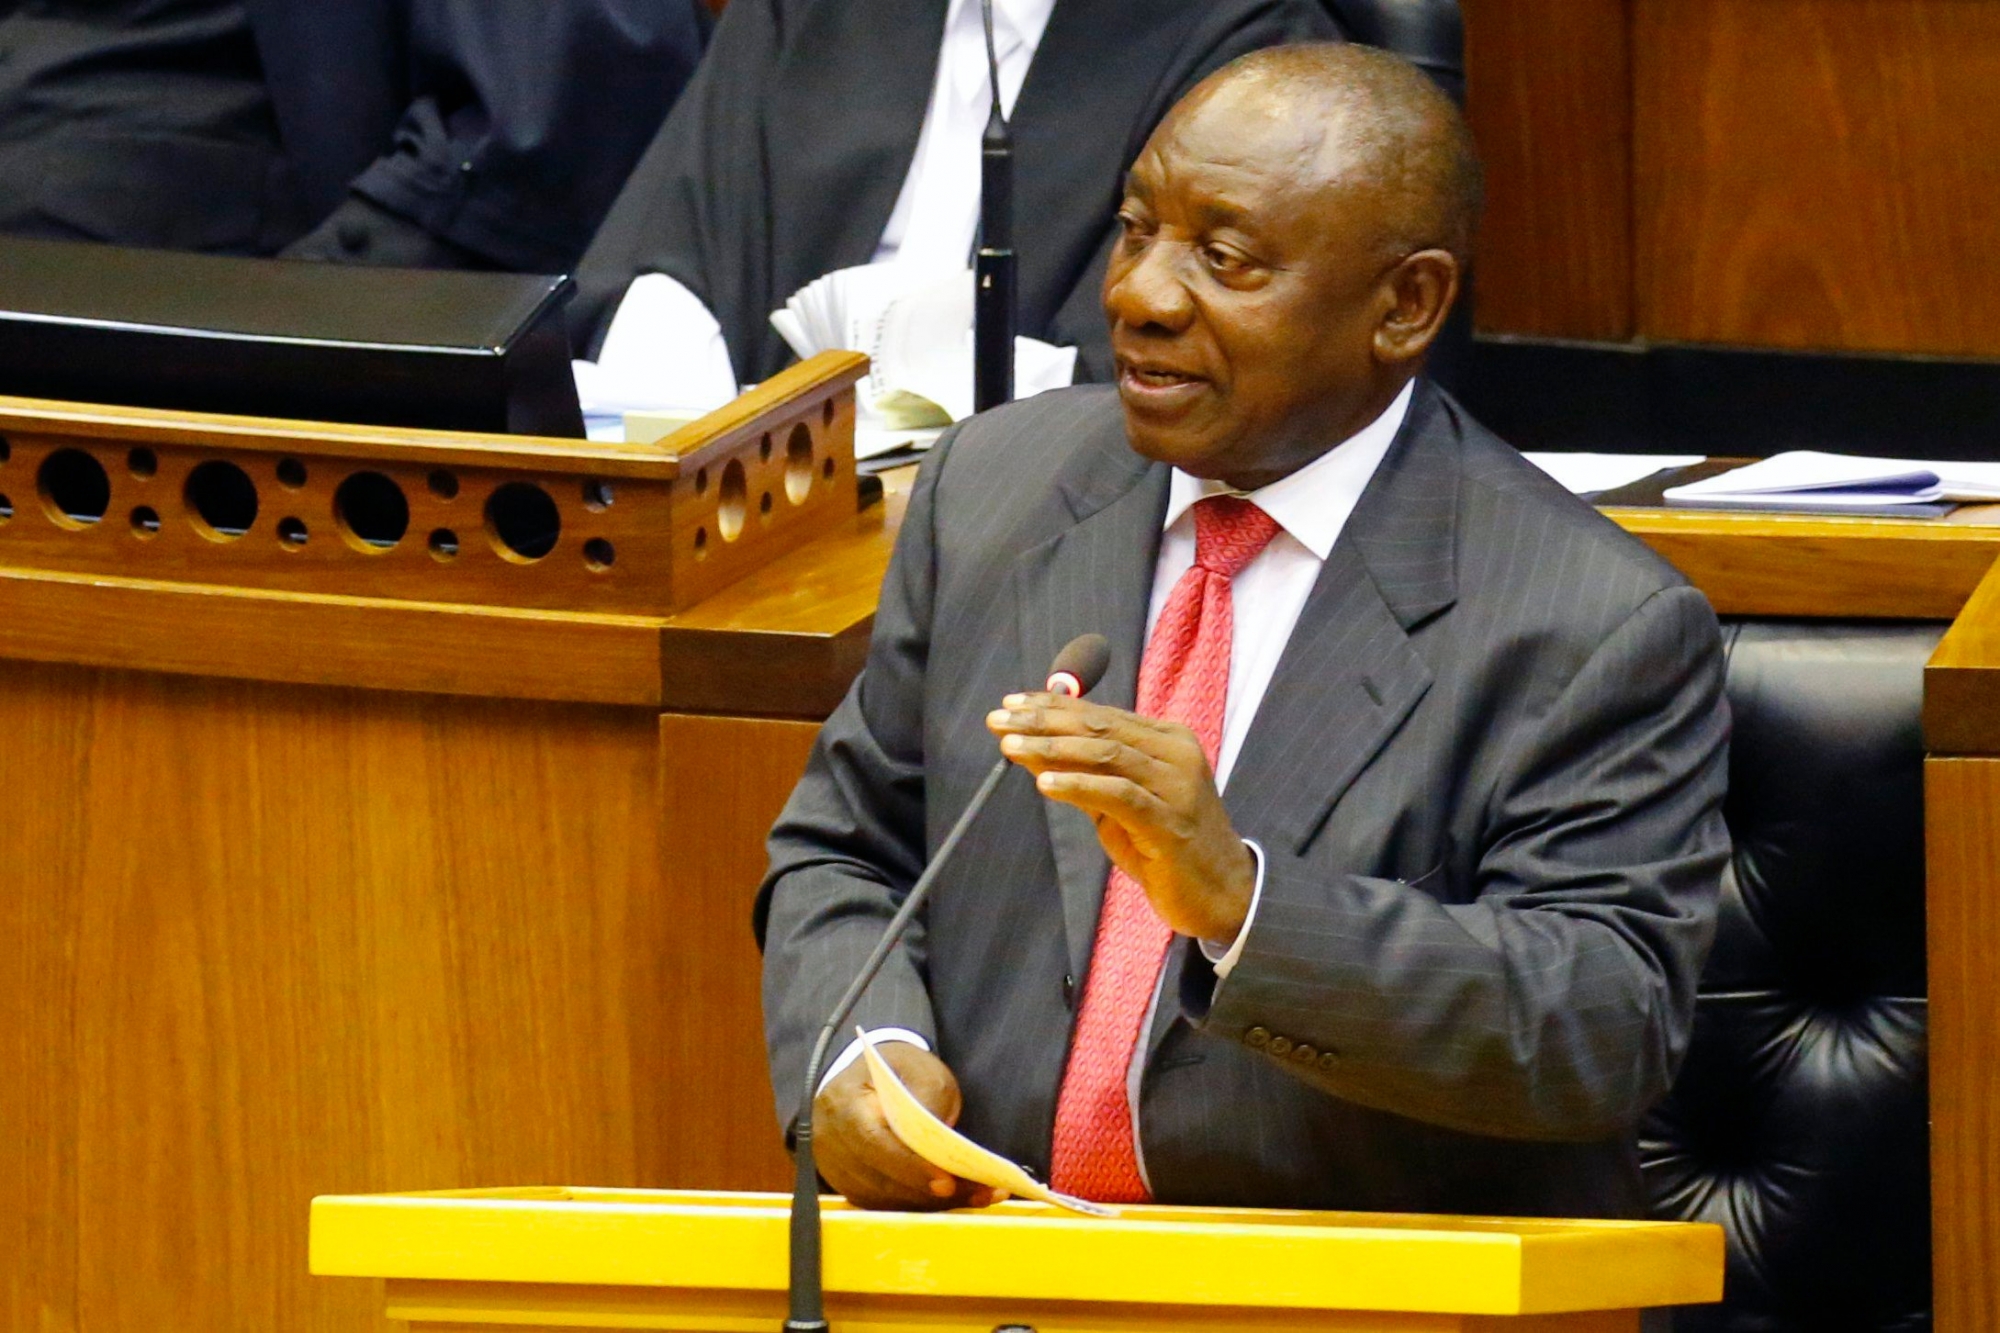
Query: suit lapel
1224,384,1461,856
771,0,948,276
1013,424,1168,985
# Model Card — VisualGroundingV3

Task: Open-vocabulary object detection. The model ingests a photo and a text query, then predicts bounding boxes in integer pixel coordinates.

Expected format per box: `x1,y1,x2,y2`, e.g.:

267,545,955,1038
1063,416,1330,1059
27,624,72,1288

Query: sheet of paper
575,273,740,440
1673,452,2000,503
771,264,1078,430
1663,490,1955,515
1521,453,1704,495
1665,451,1942,500
859,1031,1115,1217
855,424,945,461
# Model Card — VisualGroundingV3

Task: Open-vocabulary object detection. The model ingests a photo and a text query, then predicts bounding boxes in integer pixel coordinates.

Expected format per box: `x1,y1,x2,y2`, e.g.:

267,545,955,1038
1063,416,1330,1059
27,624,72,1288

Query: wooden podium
309,1187,1724,1331
0,355,878,1331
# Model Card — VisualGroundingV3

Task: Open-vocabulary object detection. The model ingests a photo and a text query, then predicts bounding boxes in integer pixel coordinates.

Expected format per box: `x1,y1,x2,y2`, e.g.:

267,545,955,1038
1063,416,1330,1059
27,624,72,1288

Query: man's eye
1204,245,1249,272
1115,214,1153,253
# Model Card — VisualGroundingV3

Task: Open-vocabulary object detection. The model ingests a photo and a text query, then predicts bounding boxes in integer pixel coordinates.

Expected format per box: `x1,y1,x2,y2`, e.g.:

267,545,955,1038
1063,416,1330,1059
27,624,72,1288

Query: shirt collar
1160,379,1416,561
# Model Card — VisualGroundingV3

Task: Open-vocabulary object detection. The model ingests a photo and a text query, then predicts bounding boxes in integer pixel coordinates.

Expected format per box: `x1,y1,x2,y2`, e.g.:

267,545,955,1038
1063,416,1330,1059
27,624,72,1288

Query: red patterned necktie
1048,495,1283,1202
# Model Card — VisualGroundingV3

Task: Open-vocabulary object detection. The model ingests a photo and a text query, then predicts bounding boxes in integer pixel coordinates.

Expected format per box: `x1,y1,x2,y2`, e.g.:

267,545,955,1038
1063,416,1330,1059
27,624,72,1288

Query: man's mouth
1116,360,1210,411
1126,366,1201,388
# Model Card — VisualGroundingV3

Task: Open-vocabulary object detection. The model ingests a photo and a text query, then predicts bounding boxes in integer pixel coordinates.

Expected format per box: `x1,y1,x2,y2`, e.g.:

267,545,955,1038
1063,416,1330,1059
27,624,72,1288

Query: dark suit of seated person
756,43,1732,1219
568,0,1341,421
0,0,704,271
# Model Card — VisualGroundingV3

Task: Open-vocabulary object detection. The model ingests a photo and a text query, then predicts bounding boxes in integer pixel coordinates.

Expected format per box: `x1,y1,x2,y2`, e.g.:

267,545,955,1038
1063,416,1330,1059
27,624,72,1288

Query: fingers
987,697,1206,795
997,733,1175,789
988,694,1203,767
813,1048,996,1213
1031,770,1179,838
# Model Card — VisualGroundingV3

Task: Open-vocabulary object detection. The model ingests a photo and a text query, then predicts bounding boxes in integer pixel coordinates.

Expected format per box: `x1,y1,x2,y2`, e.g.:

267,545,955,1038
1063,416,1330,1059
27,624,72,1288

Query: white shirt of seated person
578,0,1057,419
818,383,1417,1186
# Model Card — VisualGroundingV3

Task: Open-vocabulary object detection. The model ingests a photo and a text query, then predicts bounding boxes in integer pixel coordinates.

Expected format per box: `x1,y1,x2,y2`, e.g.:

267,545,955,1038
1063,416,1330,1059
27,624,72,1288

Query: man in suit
570,0,1341,412
0,0,703,271
757,43,1730,1218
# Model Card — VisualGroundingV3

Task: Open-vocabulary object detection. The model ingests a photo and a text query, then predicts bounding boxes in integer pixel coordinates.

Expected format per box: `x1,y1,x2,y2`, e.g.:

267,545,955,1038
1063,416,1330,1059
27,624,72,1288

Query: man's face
1103,89,1398,488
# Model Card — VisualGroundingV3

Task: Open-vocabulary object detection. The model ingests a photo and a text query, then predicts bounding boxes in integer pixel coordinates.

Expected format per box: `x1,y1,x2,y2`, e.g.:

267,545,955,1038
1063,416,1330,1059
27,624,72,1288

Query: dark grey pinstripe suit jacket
756,380,1730,1219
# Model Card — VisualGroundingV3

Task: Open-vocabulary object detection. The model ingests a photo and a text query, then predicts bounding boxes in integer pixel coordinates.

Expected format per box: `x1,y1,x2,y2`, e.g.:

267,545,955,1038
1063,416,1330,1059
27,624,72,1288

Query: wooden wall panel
1635,0,2000,357
1926,756,2000,1333
0,663,667,1331
0,664,88,1332
654,713,821,1195
1461,0,1635,340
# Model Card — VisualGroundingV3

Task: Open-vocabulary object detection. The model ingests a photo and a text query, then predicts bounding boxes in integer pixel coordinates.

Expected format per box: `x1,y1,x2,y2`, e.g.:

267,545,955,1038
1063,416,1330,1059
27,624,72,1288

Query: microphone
973,0,1015,414
783,633,1110,1332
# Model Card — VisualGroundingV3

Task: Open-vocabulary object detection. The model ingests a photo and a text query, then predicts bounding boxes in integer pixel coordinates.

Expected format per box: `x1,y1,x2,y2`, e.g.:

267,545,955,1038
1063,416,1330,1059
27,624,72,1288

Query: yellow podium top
309,1187,1721,1319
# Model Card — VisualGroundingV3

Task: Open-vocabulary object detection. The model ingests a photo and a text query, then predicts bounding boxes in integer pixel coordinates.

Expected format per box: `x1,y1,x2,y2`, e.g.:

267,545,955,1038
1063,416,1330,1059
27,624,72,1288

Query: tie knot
1191,495,1281,579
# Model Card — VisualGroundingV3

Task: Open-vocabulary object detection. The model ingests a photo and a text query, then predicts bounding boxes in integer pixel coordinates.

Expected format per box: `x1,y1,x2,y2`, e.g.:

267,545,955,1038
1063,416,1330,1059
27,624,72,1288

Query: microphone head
1045,633,1111,698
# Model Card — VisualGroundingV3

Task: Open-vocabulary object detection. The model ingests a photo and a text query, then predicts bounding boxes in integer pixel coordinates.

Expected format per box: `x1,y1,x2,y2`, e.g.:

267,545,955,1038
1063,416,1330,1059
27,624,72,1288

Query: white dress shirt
577,0,1056,430
827,382,1417,1113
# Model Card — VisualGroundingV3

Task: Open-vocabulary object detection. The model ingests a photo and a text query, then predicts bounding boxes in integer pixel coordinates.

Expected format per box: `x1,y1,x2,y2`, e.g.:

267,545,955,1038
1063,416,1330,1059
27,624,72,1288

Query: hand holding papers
1665,451,2000,516
859,1031,1115,1218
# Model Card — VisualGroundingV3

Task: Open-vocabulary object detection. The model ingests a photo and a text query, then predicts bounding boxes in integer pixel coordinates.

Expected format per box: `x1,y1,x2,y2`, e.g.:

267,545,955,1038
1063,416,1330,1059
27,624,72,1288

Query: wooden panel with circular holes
0,353,864,618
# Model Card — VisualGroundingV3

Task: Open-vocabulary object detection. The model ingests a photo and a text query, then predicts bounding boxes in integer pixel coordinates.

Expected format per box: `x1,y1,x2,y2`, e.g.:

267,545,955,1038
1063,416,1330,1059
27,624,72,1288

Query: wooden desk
5,412,1997,1331
0,379,884,1332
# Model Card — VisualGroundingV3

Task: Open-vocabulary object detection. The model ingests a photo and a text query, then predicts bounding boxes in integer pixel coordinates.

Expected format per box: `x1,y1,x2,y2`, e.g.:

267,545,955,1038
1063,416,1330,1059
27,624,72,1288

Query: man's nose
1105,241,1196,334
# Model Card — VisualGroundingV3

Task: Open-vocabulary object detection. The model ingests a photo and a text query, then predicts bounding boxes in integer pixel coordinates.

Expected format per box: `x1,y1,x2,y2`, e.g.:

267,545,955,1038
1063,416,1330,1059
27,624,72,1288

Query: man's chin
1120,417,1234,478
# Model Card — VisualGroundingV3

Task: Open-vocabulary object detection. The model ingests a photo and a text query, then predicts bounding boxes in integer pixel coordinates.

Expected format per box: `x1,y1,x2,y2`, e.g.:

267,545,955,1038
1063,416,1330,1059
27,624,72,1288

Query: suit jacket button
1244,1026,1271,1050
1317,1051,1338,1071
1293,1044,1317,1064
1062,973,1077,1008
1268,1036,1294,1057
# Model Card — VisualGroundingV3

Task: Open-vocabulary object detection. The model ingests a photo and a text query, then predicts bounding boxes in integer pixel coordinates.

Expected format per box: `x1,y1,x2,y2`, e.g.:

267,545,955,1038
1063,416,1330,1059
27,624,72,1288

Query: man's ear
1373,249,1460,367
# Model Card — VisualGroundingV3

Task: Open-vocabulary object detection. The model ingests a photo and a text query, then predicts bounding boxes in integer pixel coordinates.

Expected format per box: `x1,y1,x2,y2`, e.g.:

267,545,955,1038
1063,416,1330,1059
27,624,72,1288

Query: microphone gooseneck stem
974,0,1015,416
783,756,1012,1331
975,109,1016,414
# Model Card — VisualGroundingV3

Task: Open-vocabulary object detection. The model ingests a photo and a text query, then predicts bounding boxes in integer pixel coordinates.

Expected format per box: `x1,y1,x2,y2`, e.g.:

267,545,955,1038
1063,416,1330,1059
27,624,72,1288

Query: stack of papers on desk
1664,452,2000,517
771,263,1076,434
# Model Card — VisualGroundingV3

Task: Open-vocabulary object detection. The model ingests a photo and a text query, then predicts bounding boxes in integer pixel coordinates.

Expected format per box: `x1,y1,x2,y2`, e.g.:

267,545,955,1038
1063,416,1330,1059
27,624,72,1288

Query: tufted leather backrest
1644,621,1937,1332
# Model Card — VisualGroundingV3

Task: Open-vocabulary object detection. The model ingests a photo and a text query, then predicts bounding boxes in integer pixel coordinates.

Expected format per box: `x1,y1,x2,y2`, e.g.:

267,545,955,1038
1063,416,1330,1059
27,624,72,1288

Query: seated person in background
569,0,1341,424
0,0,705,272
757,44,1731,1219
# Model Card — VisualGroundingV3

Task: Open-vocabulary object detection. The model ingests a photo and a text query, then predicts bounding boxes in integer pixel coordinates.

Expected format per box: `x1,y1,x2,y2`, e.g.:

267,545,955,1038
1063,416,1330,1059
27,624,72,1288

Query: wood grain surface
0,353,862,617
0,662,673,1331
1462,0,1634,340
1633,0,2000,356
1926,558,2000,754
656,714,823,1193
1925,757,2000,1333
1604,506,2000,619
0,472,909,715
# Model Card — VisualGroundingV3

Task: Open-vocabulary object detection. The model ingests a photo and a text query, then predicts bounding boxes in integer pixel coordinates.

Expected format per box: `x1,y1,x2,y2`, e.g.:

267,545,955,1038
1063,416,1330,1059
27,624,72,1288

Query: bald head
1170,42,1483,269
1103,41,1481,488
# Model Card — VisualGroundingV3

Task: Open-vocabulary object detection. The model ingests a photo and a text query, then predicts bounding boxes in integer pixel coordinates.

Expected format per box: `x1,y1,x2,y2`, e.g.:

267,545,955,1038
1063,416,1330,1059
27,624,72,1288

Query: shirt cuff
818,1028,932,1094
1198,838,1266,980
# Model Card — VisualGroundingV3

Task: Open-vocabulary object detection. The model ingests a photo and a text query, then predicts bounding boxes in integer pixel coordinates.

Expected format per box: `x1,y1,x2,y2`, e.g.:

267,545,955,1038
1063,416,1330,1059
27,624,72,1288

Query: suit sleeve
289,0,704,273
754,432,959,1132
569,0,781,360
1048,0,1344,382
1190,584,1730,1141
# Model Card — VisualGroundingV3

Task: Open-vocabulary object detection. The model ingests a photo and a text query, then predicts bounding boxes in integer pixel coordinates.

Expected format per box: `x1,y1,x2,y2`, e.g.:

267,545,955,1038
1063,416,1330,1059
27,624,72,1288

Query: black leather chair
1644,621,1936,1331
